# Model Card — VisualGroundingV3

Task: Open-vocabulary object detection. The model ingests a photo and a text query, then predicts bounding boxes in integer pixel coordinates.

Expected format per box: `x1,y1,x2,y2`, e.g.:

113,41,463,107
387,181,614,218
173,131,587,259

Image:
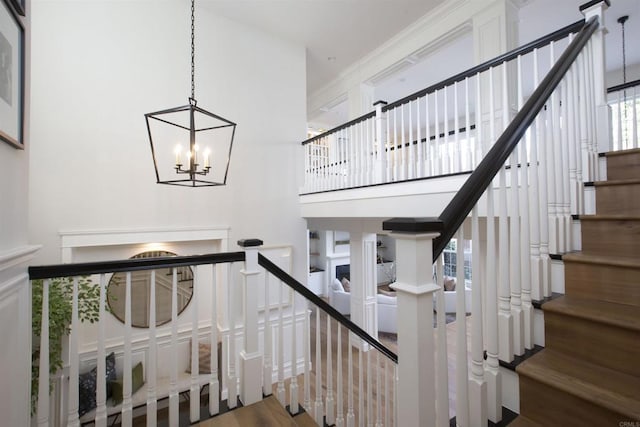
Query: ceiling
202,0,446,95
204,0,639,129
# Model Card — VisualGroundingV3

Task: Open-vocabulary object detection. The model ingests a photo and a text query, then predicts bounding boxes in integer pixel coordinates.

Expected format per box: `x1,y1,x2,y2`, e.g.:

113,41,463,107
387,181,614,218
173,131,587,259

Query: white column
385,219,441,427
349,231,378,340
238,239,264,406
581,1,610,158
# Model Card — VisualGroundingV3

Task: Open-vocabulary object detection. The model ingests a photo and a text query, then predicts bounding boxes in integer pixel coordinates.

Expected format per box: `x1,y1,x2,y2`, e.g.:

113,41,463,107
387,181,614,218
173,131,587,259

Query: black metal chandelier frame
144,0,236,188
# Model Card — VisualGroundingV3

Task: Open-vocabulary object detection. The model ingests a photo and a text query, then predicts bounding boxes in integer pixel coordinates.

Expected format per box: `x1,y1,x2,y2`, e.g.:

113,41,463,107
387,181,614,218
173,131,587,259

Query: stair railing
381,2,608,426
29,241,397,427
608,79,640,151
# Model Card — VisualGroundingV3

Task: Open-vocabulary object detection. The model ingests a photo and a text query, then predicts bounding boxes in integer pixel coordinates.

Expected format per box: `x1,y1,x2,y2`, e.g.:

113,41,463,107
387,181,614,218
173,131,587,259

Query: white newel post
238,239,264,406
374,100,388,184
384,218,441,427
581,1,609,166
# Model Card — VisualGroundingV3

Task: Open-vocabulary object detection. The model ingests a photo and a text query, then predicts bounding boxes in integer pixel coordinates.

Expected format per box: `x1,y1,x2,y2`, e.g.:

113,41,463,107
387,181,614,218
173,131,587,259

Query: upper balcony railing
300,20,587,195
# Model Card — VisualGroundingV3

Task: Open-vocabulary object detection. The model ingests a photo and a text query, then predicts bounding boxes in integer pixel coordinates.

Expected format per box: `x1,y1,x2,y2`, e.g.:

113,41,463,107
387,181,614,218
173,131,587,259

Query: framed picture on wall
0,0,24,149
8,0,24,16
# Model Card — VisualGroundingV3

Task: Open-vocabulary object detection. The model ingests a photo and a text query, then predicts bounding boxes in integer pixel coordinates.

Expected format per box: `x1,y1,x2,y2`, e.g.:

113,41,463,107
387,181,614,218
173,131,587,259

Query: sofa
329,278,399,334
329,278,351,315
434,276,472,313
377,293,397,333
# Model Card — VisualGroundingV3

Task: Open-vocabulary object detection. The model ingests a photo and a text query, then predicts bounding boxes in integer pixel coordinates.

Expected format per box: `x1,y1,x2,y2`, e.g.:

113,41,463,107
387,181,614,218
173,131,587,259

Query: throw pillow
110,362,145,405
331,279,344,293
378,289,396,297
78,352,117,416
341,277,351,293
444,277,456,292
186,341,212,374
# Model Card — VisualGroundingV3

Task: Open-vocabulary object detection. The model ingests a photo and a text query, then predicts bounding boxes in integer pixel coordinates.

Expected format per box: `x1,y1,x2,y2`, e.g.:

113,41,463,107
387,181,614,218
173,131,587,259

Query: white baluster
290,291,299,415
571,53,585,217
465,77,472,170
122,272,133,427
632,86,638,149
400,104,406,181
494,64,514,362
443,86,450,174
484,126,502,422
517,56,534,351
169,269,179,426
561,76,573,251
416,97,423,178
537,72,552,298
375,352,382,427
358,347,364,427
455,229,470,427
454,81,461,173
386,108,392,183
425,92,432,176
435,89,441,176
409,100,415,179
210,264,220,416
37,279,50,427
227,263,238,409
262,271,273,396
347,333,355,427
435,256,449,427
148,271,158,427
469,206,487,424
95,274,107,427
384,358,390,427
314,307,324,424
509,63,524,357
367,350,373,427
189,268,200,422
67,278,80,427
304,305,311,412
277,280,285,404
567,59,580,219
326,316,335,425
336,324,345,427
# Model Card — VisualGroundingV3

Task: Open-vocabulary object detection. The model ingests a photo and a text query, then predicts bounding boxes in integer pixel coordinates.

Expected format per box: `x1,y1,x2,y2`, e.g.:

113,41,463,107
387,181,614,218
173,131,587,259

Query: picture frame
0,0,24,149
8,0,24,16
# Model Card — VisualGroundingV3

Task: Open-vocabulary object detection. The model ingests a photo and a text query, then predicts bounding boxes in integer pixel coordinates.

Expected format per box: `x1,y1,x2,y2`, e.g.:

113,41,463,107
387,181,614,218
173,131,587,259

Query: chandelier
145,0,236,187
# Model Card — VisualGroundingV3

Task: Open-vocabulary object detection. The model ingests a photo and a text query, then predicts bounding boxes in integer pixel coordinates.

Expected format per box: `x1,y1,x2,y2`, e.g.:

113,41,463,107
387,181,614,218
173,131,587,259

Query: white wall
28,0,308,280
0,0,33,424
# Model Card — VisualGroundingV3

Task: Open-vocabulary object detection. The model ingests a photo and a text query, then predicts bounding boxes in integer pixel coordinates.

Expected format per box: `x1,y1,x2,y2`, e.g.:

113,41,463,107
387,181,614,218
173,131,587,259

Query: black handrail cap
237,239,264,247
579,0,610,12
382,217,444,233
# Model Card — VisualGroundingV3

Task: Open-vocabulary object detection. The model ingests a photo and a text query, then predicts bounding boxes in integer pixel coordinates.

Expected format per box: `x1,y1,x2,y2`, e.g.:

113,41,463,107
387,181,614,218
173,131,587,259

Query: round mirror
107,250,194,328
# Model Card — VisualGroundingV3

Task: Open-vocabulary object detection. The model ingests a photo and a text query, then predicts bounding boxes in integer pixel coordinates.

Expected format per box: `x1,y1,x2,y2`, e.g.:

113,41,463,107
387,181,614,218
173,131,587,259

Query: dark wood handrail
301,19,584,147
258,253,398,363
432,16,599,260
28,252,246,280
301,111,376,146
383,19,585,112
607,79,640,93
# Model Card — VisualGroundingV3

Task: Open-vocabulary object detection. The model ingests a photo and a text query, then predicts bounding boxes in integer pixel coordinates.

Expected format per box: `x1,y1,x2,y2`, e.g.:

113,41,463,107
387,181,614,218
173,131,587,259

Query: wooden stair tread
507,415,543,427
562,252,640,268
292,411,317,427
517,350,640,420
197,396,297,427
579,214,640,221
542,296,640,331
605,148,640,157
594,178,640,186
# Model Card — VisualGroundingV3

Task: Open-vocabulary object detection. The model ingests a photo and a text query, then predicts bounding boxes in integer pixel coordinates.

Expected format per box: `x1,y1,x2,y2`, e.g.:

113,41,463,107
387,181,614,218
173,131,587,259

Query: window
442,238,472,282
